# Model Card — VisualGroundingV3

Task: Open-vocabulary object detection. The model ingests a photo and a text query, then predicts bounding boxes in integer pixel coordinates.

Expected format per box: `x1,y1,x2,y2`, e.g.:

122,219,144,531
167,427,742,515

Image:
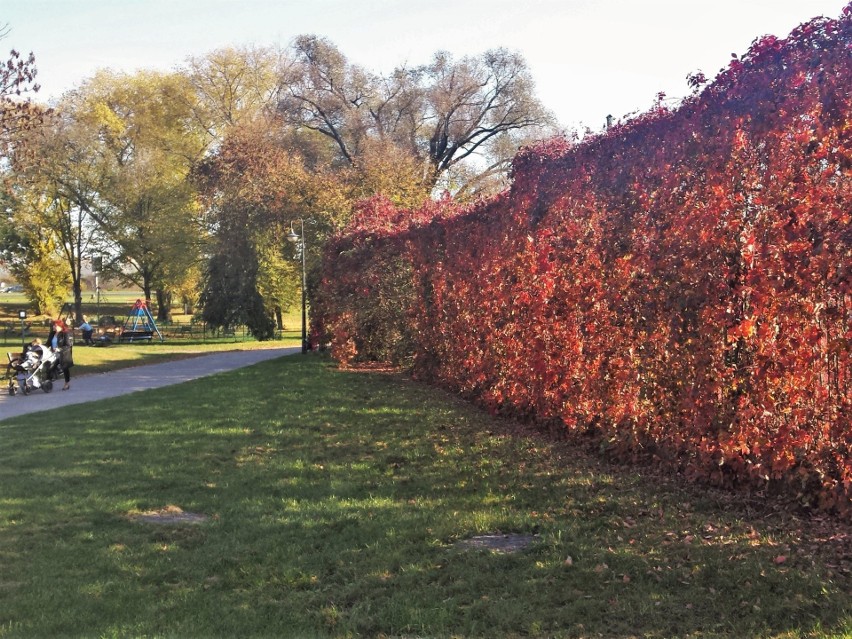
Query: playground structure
118,299,164,343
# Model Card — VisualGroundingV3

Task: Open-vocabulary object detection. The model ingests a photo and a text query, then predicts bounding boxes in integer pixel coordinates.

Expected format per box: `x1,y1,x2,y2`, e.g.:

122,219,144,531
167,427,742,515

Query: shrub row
315,6,852,515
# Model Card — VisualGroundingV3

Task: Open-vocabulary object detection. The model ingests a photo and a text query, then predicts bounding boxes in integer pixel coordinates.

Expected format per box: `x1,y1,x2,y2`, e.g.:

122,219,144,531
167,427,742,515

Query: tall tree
70,70,208,320
196,118,346,338
6,104,104,322
183,45,285,141
0,27,56,307
278,36,555,196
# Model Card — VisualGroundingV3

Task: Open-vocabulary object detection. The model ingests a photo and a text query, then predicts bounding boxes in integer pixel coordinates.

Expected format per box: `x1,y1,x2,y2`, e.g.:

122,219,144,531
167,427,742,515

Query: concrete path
0,347,300,422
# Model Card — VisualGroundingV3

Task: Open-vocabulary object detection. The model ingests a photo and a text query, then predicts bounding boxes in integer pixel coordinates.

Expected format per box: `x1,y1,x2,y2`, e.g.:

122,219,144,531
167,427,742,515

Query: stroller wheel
8,385,15,396
42,380,54,393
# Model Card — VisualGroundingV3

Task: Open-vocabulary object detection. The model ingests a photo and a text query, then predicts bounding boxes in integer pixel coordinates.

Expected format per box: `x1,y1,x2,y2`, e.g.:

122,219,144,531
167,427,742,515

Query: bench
170,325,194,338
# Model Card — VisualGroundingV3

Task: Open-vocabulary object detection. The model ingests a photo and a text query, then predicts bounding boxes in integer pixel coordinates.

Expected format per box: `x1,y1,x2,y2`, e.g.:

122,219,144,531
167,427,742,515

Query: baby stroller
6,344,60,395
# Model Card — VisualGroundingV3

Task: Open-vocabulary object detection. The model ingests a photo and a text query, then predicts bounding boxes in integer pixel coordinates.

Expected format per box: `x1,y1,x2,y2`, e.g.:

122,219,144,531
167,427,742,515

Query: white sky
2,0,849,131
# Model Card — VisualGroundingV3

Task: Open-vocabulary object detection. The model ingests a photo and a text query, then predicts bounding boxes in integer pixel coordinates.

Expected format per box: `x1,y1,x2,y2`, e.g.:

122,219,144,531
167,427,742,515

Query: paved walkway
0,347,299,421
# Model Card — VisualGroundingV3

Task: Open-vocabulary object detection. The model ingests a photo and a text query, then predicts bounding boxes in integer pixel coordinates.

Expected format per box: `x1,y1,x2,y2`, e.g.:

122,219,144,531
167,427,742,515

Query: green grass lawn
0,355,849,638
66,336,301,375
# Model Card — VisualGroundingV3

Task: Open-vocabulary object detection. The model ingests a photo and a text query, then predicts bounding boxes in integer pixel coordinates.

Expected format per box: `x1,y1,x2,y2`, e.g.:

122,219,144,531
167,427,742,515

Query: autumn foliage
315,7,852,515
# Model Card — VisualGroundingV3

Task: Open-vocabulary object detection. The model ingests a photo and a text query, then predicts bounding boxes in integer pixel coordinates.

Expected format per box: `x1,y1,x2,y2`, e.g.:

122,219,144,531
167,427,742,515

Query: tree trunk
156,289,172,322
142,274,152,308
72,277,84,324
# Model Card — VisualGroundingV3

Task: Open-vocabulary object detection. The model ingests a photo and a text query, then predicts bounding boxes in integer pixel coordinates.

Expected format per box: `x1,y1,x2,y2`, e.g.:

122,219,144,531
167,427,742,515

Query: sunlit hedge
315,6,852,515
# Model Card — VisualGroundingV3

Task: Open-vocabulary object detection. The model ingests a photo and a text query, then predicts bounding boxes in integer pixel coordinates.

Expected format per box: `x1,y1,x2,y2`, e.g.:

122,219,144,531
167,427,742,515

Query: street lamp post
287,220,309,354
18,310,27,349
93,254,103,323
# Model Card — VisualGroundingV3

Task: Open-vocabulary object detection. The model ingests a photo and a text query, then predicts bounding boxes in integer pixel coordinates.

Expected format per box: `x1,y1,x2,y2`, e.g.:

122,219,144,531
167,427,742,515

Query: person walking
48,319,74,390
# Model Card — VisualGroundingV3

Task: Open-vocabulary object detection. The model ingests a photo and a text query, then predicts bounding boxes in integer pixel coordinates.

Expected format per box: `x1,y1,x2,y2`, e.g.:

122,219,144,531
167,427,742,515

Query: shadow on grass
0,355,849,637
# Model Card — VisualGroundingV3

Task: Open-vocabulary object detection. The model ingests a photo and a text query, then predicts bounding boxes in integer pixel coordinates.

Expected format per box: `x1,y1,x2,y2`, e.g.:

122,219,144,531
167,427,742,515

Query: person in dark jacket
48,319,74,390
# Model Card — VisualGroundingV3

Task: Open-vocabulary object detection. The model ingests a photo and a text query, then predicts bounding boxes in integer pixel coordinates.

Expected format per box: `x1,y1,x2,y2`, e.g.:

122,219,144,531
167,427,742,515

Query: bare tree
0,25,50,162
277,36,374,165
277,36,555,194
420,49,552,182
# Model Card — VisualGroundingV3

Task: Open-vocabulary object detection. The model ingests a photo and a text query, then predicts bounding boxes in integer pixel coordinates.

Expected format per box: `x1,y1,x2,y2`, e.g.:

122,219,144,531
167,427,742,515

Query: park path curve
0,347,299,422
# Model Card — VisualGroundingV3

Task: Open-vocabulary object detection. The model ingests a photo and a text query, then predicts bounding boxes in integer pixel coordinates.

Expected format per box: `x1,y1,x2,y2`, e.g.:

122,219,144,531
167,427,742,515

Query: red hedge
315,6,852,515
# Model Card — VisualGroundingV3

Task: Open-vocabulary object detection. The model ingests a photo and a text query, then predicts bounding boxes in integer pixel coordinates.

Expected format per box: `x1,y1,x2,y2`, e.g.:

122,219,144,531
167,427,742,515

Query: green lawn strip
67,337,301,376
0,355,849,638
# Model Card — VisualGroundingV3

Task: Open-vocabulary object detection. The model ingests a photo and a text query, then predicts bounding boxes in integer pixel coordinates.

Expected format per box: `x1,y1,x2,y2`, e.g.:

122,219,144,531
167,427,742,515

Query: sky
1,0,849,132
